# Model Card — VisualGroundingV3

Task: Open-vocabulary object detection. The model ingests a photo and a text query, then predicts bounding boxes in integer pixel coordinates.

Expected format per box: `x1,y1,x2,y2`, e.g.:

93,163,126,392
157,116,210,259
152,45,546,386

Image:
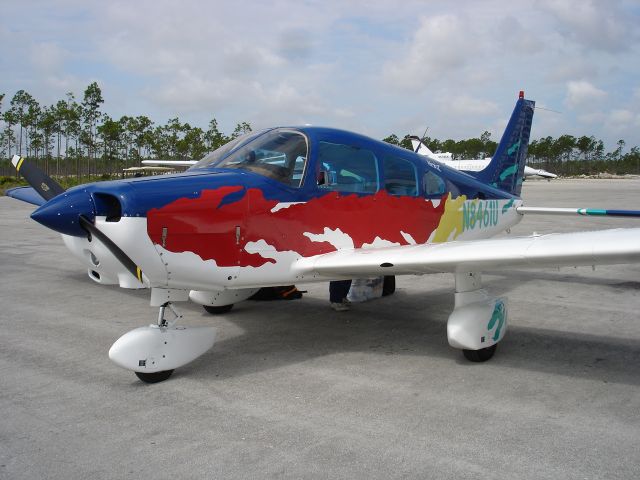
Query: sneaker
331,301,350,312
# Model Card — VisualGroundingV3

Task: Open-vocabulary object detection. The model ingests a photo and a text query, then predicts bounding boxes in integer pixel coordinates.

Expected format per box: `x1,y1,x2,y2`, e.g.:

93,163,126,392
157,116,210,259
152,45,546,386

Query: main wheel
462,344,497,362
203,304,234,314
135,369,174,383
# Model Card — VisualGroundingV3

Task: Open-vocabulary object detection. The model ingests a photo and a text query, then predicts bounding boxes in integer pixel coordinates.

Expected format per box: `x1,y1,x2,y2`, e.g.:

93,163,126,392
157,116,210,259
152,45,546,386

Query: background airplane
6,92,640,383
409,136,557,179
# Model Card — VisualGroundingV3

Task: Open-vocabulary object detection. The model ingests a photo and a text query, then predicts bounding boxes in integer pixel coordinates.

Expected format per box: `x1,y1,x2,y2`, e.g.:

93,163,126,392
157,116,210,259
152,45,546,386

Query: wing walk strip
298,228,640,277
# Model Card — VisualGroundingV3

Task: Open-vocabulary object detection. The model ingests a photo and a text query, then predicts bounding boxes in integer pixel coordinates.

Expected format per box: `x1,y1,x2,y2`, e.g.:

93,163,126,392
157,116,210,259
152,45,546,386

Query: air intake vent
93,193,122,222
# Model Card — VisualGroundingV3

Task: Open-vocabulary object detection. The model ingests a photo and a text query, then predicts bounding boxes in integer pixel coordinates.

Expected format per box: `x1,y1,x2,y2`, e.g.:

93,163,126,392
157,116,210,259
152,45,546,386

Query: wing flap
297,228,640,277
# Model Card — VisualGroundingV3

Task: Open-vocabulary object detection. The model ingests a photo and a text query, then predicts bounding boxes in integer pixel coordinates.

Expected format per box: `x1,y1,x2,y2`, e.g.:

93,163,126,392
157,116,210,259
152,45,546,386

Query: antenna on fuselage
415,126,429,153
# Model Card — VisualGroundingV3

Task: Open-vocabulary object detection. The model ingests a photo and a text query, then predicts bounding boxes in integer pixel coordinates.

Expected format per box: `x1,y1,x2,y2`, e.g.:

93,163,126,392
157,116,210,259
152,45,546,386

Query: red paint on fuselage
147,186,445,267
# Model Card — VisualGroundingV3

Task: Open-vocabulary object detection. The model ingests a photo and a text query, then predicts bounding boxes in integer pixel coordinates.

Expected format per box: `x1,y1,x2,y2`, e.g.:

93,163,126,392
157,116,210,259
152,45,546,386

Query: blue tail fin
477,92,535,197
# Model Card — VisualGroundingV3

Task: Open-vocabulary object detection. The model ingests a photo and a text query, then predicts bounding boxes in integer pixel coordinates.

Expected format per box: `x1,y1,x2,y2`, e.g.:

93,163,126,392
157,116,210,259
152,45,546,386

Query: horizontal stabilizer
5,186,46,206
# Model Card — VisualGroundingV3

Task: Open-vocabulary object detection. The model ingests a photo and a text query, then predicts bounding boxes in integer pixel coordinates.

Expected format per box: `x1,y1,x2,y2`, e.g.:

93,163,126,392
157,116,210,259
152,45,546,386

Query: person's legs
330,280,352,310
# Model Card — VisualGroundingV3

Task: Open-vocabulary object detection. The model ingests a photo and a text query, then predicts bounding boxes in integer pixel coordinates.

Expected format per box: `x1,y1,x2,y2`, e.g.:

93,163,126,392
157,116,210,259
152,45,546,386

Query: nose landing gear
109,301,217,383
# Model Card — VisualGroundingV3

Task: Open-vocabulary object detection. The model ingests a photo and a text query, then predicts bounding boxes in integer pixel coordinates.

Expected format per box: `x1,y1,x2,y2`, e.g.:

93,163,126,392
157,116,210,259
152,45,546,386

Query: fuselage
32,127,524,291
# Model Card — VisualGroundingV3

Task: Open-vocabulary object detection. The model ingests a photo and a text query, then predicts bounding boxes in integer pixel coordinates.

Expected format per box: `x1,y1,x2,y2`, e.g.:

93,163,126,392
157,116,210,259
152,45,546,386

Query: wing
295,228,640,278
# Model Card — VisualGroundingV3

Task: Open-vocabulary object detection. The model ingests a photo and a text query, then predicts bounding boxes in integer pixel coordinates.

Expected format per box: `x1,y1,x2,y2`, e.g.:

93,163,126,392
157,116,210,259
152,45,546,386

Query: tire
203,304,234,314
135,369,174,383
382,276,396,296
462,344,497,362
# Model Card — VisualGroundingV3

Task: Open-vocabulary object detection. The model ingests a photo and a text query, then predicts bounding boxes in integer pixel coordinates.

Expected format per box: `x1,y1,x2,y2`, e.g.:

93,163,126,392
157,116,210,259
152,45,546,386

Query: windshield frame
208,128,309,188
189,129,270,170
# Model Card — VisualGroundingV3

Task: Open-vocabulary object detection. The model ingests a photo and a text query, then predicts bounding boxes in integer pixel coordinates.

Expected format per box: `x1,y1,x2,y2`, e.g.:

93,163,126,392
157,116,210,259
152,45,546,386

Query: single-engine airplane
409,136,558,179
6,91,640,383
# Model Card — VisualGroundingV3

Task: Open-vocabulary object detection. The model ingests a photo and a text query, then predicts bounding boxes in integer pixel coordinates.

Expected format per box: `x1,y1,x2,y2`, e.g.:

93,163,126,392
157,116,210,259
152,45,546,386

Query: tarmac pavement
1,178,639,479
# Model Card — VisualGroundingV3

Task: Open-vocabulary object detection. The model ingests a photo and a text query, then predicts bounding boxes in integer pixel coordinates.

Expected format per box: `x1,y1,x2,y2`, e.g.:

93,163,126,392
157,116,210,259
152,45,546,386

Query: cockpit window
423,170,446,198
204,130,308,187
316,141,379,193
190,130,266,170
383,155,418,196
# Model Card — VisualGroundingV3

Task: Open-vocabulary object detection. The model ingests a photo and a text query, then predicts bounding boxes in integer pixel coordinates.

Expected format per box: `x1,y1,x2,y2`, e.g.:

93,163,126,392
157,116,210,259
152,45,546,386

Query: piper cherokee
7,91,640,383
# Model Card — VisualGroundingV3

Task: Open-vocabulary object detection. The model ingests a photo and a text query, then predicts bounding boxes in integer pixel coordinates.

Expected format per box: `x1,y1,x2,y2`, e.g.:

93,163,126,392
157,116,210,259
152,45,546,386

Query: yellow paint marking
136,266,143,282
16,157,24,172
432,193,466,243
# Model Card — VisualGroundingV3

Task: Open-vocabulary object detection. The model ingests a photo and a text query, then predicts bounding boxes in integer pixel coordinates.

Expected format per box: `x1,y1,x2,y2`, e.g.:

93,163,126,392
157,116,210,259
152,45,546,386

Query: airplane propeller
11,155,145,285
78,215,145,285
11,155,65,201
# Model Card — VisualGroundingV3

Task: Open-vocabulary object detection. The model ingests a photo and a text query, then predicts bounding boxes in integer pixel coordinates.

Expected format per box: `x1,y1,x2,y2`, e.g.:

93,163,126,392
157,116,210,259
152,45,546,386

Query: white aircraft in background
409,136,557,179
141,159,196,167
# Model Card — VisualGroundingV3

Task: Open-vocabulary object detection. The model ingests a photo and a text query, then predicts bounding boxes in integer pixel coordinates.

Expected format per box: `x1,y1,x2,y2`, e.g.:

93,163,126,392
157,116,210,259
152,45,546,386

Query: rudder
477,92,535,196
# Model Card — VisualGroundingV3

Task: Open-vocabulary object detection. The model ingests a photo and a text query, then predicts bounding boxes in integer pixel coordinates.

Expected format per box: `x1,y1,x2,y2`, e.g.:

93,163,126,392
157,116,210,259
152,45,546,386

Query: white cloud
383,14,480,92
445,96,499,117
577,112,606,125
606,109,640,130
545,59,599,83
2,0,640,148
496,16,545,54
564,80,607,108
538,0,635,52
30,42,68,72
148,70,239,112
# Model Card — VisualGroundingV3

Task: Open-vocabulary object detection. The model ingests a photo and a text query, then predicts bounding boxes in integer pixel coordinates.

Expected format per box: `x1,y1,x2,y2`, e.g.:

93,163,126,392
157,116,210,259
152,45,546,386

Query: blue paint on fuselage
31,126,516,237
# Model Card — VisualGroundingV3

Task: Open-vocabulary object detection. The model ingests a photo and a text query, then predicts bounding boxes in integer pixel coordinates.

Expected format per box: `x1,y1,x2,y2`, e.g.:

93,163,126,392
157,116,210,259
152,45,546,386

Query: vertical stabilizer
477,92,535,196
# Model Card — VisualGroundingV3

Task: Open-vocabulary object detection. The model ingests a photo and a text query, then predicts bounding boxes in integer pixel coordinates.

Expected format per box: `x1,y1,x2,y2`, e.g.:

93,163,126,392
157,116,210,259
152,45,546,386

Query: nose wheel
109,301,217,384
135,369,174,383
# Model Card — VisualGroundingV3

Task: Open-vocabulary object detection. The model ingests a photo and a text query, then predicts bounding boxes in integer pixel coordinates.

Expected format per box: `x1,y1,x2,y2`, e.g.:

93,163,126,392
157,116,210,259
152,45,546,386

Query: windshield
213,129,308,187
190,130,266,170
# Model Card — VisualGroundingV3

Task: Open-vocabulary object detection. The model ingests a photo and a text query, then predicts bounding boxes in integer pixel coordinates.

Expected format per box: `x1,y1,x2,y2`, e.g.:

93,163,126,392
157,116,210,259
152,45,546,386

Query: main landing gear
109,291,217,384
203,304,234,314
447,272,507,363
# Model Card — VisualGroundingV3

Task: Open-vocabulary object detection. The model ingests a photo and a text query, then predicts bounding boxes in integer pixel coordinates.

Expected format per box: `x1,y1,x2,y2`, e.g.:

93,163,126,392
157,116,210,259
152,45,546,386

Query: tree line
384,132,640,176
1,84,639,179
0,83,251,178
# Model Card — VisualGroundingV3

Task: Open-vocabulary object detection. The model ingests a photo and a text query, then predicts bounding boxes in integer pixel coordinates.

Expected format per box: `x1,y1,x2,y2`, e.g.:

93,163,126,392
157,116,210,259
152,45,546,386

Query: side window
423,170,447,198
317,141,379,193
383,156,418,196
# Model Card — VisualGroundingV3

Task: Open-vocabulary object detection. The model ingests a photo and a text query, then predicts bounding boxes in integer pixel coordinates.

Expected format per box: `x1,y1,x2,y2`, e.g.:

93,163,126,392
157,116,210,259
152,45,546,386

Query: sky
2,0,640,152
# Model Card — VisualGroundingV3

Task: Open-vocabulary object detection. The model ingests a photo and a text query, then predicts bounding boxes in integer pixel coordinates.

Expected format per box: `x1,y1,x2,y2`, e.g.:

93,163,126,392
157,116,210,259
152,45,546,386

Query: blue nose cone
31,187,95,237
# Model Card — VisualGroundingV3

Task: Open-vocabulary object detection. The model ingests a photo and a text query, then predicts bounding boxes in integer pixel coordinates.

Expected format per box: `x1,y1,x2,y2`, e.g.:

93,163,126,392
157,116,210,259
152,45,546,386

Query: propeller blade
78,215,145,284
12,155,65,201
